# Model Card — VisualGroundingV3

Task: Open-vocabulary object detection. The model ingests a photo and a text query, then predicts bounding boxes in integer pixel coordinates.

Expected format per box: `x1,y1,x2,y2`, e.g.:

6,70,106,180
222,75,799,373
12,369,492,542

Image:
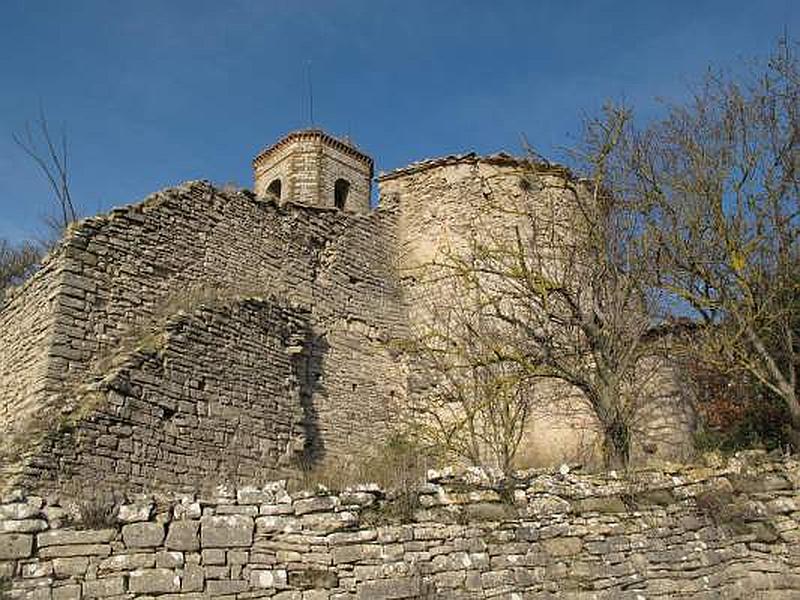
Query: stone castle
0,129,694,496
4,130,800,600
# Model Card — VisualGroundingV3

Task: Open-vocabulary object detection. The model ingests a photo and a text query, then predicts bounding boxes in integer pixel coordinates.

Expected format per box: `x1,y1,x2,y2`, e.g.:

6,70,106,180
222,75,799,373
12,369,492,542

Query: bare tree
399,259,536,474
13,108,78,237
0,238,41,305
399,113,671,469
603,39,800,448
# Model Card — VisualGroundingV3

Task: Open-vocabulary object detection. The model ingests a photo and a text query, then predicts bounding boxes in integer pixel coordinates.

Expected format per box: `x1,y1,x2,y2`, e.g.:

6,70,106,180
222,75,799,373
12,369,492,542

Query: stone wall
0,181,406,493
1,453,798,599
4,298,312,493
0,251,64,440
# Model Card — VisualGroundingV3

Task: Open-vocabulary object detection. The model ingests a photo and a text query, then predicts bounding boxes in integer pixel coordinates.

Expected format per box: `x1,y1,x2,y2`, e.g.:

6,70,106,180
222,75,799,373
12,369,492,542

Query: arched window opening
267,178,282,199
334,178,350,209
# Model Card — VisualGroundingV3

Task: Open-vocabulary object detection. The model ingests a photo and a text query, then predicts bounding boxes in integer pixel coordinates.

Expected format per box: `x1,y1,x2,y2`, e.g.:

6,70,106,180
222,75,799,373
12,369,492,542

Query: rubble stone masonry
1,453,799,599
0,181,405,493
1,146,693,495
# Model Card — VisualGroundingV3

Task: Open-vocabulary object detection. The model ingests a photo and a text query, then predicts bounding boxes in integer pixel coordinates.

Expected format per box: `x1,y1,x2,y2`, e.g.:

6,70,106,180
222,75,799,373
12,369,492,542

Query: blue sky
0,0,797,241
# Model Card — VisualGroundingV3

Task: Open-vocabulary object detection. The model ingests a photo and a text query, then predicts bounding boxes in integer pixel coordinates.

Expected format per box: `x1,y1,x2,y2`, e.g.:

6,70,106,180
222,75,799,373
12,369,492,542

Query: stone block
200,515,253,548
116,501,154,523
214,505,259,516
294,496,339,515
52,584,82,600
122,522,165,548
0,500,43,520
38,530,115,547
97,553,154,572
206,579,249,595
21,561,53,578
173,501,202,520
82,576,126,598
52,557,89,578
255,515,297,534
128,568,181,594
0,519,48,533
181,564,205,592
301,511,357,533
237,486,274,504
201,549,226,565
166,520,199,551
356,577,420,599
156,550,184,568
227,550,249,565
0,533,33,559
250,568,288,589
39,544,112,559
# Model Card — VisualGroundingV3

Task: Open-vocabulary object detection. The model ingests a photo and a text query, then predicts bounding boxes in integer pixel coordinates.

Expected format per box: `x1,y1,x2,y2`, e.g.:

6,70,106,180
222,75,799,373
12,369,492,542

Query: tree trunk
603,421,630,469
786,387,800,452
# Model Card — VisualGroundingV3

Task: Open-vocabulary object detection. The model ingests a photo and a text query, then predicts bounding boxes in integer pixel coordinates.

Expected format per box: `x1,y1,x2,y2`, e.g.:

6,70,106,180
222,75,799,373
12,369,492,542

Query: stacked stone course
1,453,799,598
1,181,406,492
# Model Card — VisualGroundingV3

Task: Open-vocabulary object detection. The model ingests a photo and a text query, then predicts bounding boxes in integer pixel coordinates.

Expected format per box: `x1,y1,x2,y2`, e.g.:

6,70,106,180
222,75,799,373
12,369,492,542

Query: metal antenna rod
305,60,314,127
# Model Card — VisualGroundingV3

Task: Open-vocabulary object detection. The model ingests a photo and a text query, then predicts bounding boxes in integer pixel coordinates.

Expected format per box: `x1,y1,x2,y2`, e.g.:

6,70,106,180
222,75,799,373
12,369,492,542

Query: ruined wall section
0,252,66,441
8,299,311,493
2,181,405,491
1,453,799,599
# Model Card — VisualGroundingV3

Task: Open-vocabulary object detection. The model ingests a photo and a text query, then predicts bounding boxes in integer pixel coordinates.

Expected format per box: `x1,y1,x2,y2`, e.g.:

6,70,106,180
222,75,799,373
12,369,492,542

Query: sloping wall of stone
1,181,406,492
6,298,314,494
0,252,63,441
1,453,798,599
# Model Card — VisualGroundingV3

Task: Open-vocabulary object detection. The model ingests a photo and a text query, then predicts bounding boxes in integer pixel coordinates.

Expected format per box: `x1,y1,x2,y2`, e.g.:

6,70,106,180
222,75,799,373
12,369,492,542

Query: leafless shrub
0,238,42,305
13,108,79,239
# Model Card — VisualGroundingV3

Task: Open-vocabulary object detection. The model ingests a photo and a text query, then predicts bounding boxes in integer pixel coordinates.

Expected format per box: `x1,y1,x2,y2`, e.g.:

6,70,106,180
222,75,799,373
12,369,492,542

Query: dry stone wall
1,453,799,599
0,253,64,440
0,181,406,493
6,299,312,493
